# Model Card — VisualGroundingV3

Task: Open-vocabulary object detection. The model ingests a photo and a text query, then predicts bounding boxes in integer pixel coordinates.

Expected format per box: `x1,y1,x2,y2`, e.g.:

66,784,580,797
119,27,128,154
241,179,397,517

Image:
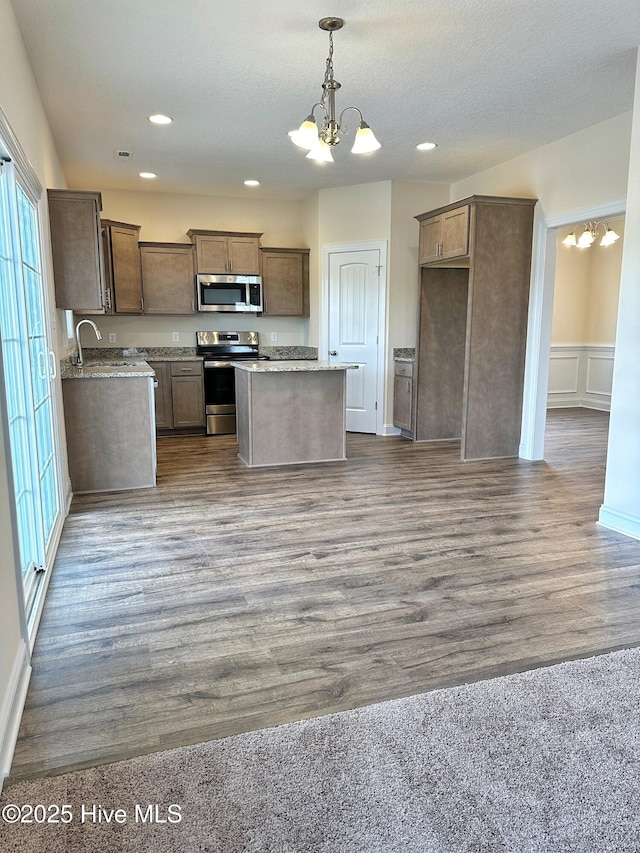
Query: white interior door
328,249,380,433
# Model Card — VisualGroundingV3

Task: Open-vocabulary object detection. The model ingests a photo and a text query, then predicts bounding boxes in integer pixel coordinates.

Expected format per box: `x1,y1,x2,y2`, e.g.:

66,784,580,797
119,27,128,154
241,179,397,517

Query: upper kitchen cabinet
260,248,310,316
101,220,143,314
413,195,537,461
417,204,469,265
48,189,107,313
139,242,195,314
187,230,263,274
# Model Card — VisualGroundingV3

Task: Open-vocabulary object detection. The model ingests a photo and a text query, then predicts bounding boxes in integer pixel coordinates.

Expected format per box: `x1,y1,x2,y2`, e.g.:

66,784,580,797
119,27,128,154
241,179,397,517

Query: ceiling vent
114,149,134,160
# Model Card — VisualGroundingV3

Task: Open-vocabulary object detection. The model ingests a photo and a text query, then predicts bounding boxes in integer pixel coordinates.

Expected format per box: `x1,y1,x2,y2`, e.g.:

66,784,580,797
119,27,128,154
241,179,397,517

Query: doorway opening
544,216,623,456
520,199,626,462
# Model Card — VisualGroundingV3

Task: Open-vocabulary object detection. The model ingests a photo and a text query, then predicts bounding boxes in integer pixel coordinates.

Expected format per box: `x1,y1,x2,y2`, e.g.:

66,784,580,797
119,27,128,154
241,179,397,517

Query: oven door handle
204,361,235,368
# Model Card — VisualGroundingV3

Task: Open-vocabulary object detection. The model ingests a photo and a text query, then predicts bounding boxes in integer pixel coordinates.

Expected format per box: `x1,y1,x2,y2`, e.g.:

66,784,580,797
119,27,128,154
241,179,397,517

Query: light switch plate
271,332,278,342
172,332,180,342
108,333,117,343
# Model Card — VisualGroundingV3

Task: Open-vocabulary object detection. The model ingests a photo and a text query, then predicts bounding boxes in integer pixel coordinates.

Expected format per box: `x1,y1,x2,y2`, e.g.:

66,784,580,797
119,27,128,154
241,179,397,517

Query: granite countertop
393,347,416,362
231,359,358,373
61,360,155,379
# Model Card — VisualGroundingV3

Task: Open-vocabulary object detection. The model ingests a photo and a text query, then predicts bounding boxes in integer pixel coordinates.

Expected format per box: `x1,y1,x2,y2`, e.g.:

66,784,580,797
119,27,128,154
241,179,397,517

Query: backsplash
63,345,319,367
259,346,318,360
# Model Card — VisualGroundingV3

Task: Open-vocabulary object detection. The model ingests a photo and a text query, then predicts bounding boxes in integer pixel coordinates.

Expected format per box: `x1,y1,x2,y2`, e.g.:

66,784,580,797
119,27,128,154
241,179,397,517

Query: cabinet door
418,216,442,265
261,250,309,316
419,205,470,265
393,374,413,431
193,235,229,272
48,190,105,312
228,237,260,274
108,224,143,313
440,206,469,260
149,362,172,429
140,244,195,314
171,372,205,428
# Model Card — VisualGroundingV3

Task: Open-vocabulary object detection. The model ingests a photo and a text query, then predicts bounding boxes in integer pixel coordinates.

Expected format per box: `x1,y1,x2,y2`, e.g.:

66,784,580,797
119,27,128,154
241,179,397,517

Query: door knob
329,350,338,356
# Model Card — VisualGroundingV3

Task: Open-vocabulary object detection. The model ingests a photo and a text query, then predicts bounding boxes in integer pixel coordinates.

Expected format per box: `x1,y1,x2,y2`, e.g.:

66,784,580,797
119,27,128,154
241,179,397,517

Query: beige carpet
1,647,639,852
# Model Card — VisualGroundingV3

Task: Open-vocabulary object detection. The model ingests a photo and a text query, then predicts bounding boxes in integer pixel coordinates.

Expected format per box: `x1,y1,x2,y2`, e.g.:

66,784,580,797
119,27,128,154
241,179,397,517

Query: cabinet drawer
170,361,203,377
394,361,414,378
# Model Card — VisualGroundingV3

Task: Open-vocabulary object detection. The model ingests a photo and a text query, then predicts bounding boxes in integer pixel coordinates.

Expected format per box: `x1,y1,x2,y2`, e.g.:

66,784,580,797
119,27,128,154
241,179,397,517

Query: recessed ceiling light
244,179,260,187
139,171,157,179
148,114,173,125
416,142,438,151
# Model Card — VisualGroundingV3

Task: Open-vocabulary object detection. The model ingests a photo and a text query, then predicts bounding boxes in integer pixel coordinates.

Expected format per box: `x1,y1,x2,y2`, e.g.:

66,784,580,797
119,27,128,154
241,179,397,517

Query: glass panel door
17,185,59,553
0,160,60,617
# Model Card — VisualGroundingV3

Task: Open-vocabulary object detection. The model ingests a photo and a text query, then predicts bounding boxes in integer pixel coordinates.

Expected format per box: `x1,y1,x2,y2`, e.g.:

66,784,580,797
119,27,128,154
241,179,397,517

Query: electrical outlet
271,332,278,342
108,333,117,343
172,332,180,342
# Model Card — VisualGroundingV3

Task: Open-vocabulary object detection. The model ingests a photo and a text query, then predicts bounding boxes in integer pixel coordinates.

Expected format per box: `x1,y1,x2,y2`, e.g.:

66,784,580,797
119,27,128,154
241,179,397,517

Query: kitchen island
232,360,357,467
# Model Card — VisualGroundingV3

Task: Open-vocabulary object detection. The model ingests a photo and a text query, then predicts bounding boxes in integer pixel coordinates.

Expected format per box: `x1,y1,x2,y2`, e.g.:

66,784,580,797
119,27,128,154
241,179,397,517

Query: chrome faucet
75,319,103,367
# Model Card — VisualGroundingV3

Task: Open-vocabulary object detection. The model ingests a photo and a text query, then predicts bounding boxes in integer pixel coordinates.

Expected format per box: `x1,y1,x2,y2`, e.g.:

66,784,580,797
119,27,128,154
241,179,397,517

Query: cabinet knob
329,350,338,356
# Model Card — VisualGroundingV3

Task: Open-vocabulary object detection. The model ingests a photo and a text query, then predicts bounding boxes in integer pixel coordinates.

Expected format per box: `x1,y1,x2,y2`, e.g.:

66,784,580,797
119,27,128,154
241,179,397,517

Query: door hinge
0,156,11,175
375,401,378,410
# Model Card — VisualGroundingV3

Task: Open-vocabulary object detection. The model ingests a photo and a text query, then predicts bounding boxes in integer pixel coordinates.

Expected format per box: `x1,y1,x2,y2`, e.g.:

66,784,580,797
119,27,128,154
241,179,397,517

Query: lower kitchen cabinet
150,360,205,433
62,376,156,492
393,361,414,437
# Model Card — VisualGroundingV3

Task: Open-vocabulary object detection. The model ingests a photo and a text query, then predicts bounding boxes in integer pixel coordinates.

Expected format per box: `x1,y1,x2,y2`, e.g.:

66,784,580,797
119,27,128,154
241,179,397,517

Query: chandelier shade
290,17,380,162
562,221,621,249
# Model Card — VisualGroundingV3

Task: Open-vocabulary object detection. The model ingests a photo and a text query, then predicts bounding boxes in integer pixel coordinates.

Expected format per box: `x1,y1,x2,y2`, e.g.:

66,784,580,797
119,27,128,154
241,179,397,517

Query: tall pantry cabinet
414,195,537,461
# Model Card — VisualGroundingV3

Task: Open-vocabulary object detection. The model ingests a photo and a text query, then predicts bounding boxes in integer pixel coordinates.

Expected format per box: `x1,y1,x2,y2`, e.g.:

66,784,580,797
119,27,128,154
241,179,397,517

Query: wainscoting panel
548,345,614,411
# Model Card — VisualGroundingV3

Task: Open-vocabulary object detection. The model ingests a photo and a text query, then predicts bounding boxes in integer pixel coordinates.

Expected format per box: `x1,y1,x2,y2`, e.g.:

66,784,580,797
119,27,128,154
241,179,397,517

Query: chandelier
562,221,621,249
289,17,381,163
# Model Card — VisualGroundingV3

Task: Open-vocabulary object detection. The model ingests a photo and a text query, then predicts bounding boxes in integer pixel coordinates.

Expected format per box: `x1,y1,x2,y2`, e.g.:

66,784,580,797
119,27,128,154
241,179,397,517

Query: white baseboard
381,424,401,436
0,640,31,792
598,506,640,541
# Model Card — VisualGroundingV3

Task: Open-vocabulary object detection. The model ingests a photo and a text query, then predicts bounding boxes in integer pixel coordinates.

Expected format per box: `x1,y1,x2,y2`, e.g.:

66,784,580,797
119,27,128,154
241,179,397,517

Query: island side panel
62,377,156,492
236,369,347,467
234,368,253,465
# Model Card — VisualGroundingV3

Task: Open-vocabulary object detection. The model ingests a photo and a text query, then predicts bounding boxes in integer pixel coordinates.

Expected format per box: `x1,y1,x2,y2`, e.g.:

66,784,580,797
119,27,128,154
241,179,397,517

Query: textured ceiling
10,0,640,200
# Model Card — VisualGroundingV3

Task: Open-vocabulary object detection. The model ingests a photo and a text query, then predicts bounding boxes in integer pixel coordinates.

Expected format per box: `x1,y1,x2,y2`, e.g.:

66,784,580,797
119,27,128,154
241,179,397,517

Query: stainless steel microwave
196,274,263,312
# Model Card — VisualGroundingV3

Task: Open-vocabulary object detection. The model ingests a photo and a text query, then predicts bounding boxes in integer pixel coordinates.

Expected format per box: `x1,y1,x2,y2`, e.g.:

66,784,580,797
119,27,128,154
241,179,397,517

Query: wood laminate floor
9,408,640,781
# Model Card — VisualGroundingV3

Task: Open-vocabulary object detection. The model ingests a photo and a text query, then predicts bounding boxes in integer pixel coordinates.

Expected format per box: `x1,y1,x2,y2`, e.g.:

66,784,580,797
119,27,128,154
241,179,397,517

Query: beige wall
389,181,450,351
586,218,625,344
552,218,624,345
99,189,308,246
451,112,632,217
313,180,451,425
317,181,393,246
0,0,66,782
78,189,313,348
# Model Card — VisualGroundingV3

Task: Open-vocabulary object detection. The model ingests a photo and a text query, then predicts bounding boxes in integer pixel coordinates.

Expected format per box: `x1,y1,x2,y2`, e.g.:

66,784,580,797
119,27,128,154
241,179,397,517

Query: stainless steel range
196,331,268,435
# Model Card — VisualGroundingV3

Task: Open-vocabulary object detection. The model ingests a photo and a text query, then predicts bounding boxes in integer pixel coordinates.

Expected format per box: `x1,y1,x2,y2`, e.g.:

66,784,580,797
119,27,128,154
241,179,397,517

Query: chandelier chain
323,32,335,92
